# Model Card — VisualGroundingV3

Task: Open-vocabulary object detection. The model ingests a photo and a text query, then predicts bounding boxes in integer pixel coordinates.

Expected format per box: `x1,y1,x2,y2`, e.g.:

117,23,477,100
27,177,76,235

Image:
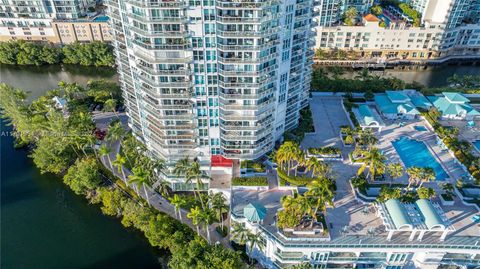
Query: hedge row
277,168,312,186
232,176,268,186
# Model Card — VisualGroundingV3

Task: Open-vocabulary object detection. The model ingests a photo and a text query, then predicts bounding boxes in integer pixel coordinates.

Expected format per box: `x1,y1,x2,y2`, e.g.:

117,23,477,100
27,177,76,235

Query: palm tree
103,98,118,117
128,166,152,204
297,194,314,217
187,206,202,235
210,192,228,229
356,128,378,149
246,232,264,259
387,162,403,185
356,148,386,181
306,178,335,218
276,141,300,176
173,156,191,176
156,179,170,198
112,153,127,184
418,167,436,188
306,157,331,178
231,222,249,245
106,121,124,143
355,68,372,81
200,208,216,243
185,160,211,208
99,144,112,169
170,194,185,222
406,166,422,190
294,150,306,177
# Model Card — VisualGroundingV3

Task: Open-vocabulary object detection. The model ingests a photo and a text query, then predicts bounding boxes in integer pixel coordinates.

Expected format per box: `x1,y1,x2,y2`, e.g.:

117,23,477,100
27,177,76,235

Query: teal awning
243,203,266,222
384,199,413,229
415,199,445,229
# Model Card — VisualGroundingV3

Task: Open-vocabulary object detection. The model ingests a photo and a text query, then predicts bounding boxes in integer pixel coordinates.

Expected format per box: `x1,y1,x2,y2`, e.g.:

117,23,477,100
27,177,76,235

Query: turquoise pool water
392,137,448,180
473,141,480,152
414,126,427,131
93,16,109,22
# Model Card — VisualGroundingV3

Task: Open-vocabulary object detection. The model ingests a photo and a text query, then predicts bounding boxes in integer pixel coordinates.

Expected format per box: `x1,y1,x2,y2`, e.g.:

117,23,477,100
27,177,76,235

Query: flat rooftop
231,188,480,247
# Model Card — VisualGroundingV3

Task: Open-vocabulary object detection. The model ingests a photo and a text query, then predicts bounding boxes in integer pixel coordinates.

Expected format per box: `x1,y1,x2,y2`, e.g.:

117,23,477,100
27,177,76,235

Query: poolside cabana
377,199,454,241
352,105,385,132
428,92,480,121
374,91,421,120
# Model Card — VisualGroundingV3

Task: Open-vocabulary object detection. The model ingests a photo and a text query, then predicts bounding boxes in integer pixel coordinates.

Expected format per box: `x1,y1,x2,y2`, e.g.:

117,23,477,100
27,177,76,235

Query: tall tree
209,192,228,229
231,222,249,245
112,153,127,184
306,178,335,217
200,208,216,243
406,166,423,190
306,157,331,178
387,162,403,185
106,121,124,143
99,144,112,169
170,194,185,222
418,167,436,188
187,206,202,235
356,148,386,181
128,166,152,204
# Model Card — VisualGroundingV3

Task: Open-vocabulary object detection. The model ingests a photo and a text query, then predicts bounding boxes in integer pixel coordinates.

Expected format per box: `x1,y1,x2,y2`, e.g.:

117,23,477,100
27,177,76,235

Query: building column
440,230,449,241
387,230,394,241
409,230,417,241
417,230,426,241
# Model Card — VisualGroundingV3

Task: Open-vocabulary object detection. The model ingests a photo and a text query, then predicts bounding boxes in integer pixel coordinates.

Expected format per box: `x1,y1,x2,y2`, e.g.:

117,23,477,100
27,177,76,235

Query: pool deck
377,119,467,185
229,97,479,251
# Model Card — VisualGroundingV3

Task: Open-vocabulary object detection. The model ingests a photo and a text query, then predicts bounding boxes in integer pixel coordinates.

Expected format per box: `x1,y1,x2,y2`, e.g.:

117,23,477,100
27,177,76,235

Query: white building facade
105,0,315,190
0,0,101,42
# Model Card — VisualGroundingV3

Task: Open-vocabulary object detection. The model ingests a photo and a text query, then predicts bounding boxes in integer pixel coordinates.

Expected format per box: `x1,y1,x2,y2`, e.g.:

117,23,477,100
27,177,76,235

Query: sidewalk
101,139,230,248
94,113,230,247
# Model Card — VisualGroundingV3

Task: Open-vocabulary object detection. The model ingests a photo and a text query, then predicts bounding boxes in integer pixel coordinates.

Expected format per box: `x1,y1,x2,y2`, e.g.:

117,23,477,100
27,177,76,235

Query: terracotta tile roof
364,14,380,22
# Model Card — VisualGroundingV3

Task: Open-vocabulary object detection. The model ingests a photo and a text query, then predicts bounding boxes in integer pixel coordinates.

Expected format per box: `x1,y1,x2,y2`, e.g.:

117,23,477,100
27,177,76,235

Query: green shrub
232,176,268,186
308,146,341,156
0,40,114,67
215,226,228,237
344,135,354,145
277,169,312,186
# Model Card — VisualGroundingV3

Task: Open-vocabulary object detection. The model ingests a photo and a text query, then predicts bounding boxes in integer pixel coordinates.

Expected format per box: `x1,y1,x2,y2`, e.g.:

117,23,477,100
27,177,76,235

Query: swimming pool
391,136,448,180
414,126,427,132
473,141,480,152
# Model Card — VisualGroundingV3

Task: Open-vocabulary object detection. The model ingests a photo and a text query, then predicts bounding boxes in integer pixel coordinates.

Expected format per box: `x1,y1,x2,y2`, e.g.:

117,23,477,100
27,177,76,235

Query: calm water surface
0,65,165,269
336,65,480,88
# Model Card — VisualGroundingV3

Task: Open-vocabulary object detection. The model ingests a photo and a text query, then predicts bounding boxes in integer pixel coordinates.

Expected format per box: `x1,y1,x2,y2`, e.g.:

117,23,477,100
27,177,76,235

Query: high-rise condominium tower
106,0,315,190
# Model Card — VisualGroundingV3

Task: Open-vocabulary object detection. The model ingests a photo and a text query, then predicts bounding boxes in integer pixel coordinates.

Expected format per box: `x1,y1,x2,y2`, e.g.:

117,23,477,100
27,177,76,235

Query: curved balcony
133,40,190,51
216,27,281,38
215,0,282,9
128,13,188,23
130,26,192,38
127,0,188,9
136,64,191,76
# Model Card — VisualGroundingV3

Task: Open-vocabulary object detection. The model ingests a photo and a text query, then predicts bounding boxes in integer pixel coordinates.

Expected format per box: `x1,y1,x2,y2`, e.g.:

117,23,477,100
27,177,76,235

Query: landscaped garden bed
240,160,267,177
277,168,312,187
422,108,480,184
339,126,355,147
232,176,268,187
307,146,342,160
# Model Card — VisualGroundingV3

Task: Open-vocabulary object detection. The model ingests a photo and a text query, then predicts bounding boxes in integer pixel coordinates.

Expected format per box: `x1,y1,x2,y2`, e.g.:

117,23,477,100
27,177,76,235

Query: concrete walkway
94,112,230,248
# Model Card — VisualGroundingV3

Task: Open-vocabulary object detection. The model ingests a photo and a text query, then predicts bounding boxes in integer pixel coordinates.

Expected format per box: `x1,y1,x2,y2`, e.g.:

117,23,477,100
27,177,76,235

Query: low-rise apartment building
316,14,480,60
316,15,445,60
0,17,112,44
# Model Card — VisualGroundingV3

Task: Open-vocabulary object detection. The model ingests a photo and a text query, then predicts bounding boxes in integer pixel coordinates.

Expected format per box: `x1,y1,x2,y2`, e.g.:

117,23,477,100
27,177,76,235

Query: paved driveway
301,96,350,149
